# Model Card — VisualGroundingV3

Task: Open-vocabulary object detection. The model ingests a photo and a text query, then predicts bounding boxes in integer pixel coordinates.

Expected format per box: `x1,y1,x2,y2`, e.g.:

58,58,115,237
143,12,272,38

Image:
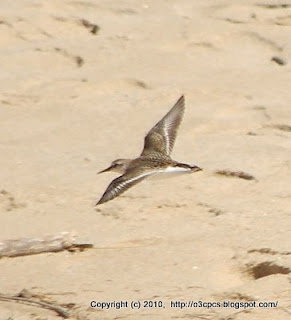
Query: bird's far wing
96,169,154,205
141,95,185,157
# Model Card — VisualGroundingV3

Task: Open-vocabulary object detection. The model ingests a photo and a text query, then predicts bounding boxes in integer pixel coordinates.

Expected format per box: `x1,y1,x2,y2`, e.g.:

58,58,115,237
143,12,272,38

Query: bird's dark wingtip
178,94,185,102
191,165,202,172
172,95,185,111
95,196,108,206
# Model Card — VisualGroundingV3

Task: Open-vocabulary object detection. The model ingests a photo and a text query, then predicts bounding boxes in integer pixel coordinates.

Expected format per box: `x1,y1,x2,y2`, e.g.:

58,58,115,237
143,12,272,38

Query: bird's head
98,159,131,175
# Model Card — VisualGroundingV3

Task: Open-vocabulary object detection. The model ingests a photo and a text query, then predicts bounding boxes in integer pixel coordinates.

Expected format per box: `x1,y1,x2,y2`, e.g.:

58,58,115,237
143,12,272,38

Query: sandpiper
96,95,202,205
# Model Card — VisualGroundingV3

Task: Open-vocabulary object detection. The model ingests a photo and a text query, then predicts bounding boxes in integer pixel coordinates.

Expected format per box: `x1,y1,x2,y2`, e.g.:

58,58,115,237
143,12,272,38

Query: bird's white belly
149,166,192,180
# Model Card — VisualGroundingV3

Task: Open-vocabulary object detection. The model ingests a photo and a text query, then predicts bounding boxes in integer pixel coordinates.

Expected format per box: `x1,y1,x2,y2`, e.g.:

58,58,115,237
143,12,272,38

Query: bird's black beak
98,165,113,174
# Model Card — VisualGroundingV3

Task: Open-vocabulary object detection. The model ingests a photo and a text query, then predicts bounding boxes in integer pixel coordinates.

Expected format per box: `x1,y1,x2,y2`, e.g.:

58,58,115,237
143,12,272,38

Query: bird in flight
96,95,202,205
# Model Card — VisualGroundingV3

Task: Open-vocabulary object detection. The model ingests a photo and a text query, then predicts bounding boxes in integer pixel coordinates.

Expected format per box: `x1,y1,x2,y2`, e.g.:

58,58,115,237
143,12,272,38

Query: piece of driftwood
265,124,291,132
215,170,256,181
0,232,93,258
0,289,70,318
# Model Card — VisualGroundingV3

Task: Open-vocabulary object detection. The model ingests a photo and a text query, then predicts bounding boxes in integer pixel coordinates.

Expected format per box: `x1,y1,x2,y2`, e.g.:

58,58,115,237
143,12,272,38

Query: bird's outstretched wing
141,95,185,157
96,169,154,205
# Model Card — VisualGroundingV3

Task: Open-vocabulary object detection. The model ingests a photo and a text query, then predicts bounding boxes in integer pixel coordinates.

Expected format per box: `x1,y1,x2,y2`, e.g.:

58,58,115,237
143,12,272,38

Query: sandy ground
0,0,291,319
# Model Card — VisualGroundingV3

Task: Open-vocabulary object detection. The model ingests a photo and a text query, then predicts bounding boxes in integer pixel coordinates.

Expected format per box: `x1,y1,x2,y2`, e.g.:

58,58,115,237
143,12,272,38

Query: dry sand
0,0,291,319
